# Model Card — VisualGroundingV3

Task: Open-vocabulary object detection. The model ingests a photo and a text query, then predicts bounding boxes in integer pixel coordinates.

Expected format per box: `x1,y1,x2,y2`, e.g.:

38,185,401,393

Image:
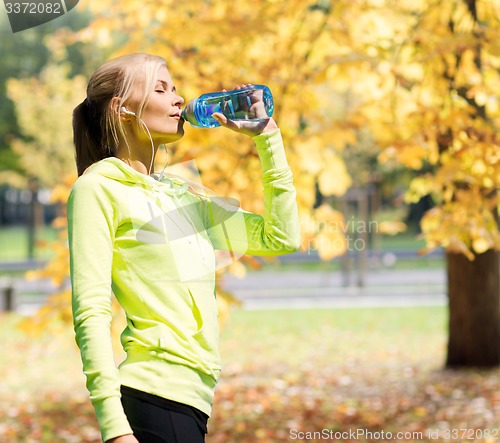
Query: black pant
120,389,206,443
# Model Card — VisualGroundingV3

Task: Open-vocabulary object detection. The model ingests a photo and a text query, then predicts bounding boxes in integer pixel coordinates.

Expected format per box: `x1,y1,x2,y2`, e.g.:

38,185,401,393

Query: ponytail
72,98,115,176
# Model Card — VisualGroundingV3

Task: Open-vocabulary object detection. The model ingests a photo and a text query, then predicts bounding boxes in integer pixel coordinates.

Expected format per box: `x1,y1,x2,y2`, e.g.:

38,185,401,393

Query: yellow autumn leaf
316,230,347,261
447,239,475,261
378,220,407,236
397,142,429,170
314,203,344,225
472,237,491,254
317,154,352,196
227,260,247,279
413,406,428,417
298,137,325,175
405,177,434,204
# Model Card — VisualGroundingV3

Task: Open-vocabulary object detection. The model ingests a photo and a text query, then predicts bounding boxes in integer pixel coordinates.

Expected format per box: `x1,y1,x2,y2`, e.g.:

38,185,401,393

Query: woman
68,53,300,443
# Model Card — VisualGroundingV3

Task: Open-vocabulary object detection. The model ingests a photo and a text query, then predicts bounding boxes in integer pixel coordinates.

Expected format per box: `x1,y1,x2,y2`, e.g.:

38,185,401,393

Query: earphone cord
135,115,155,175
124,107,168,179
157,148,169,181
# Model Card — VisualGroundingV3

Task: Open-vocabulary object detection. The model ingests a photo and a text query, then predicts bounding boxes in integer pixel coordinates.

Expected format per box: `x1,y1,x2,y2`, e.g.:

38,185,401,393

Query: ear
110,97,132,121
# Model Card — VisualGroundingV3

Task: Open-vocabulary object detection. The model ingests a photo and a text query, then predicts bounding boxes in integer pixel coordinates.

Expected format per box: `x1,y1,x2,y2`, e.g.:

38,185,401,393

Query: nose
174,94,184,107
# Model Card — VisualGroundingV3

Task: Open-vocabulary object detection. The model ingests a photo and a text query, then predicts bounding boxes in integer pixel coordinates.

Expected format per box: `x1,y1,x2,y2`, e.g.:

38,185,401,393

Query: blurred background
0,0,498,442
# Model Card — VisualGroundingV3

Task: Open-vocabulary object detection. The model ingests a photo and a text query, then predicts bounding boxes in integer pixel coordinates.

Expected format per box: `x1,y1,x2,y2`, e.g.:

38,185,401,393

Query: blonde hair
72,53,166,176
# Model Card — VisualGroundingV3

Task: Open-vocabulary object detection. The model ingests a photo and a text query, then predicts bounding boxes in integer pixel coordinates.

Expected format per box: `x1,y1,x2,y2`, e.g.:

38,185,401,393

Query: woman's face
129,66,185,144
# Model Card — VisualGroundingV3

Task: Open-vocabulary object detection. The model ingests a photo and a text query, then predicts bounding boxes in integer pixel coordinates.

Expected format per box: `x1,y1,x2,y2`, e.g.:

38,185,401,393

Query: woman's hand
106,434,139,443
212,112,278,136
212,84,278,136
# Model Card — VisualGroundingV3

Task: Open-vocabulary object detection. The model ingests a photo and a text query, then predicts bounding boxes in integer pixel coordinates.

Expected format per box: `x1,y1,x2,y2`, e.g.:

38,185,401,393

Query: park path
220,267,446,310
3,259,447,314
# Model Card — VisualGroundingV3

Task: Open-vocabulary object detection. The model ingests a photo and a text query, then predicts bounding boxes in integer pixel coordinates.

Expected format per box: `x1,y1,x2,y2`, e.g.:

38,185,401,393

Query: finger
212,112,229,126
212,112,239,131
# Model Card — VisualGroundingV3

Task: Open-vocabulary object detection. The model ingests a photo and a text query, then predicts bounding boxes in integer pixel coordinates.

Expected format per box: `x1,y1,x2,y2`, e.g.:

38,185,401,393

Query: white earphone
121,106,136,116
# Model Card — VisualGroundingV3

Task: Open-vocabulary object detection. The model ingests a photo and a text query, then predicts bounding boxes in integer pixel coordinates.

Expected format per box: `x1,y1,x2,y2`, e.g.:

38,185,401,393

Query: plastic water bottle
181,84,274,128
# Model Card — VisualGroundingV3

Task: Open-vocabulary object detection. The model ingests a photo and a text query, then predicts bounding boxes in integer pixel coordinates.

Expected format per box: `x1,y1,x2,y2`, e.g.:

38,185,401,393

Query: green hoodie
68,129,300,442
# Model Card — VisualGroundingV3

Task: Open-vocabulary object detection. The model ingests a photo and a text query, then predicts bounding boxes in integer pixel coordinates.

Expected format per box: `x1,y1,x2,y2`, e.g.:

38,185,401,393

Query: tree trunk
446,249,500,367
443,0,499,368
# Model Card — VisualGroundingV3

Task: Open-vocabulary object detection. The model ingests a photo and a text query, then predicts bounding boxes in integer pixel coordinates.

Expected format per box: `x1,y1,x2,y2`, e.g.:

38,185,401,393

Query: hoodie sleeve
67,174,133,443
204,128,301,256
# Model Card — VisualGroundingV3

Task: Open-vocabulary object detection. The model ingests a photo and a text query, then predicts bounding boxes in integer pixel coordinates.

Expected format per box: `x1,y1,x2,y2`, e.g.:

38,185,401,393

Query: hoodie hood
85,157,189,196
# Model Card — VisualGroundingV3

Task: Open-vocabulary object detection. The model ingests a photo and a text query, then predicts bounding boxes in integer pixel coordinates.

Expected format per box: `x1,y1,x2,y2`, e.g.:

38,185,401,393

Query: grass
0,225,58,261
378,230,426,250
219,306,447,371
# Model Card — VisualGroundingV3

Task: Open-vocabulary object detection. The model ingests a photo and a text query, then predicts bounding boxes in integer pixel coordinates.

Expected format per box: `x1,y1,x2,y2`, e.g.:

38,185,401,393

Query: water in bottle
181,84,274,128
